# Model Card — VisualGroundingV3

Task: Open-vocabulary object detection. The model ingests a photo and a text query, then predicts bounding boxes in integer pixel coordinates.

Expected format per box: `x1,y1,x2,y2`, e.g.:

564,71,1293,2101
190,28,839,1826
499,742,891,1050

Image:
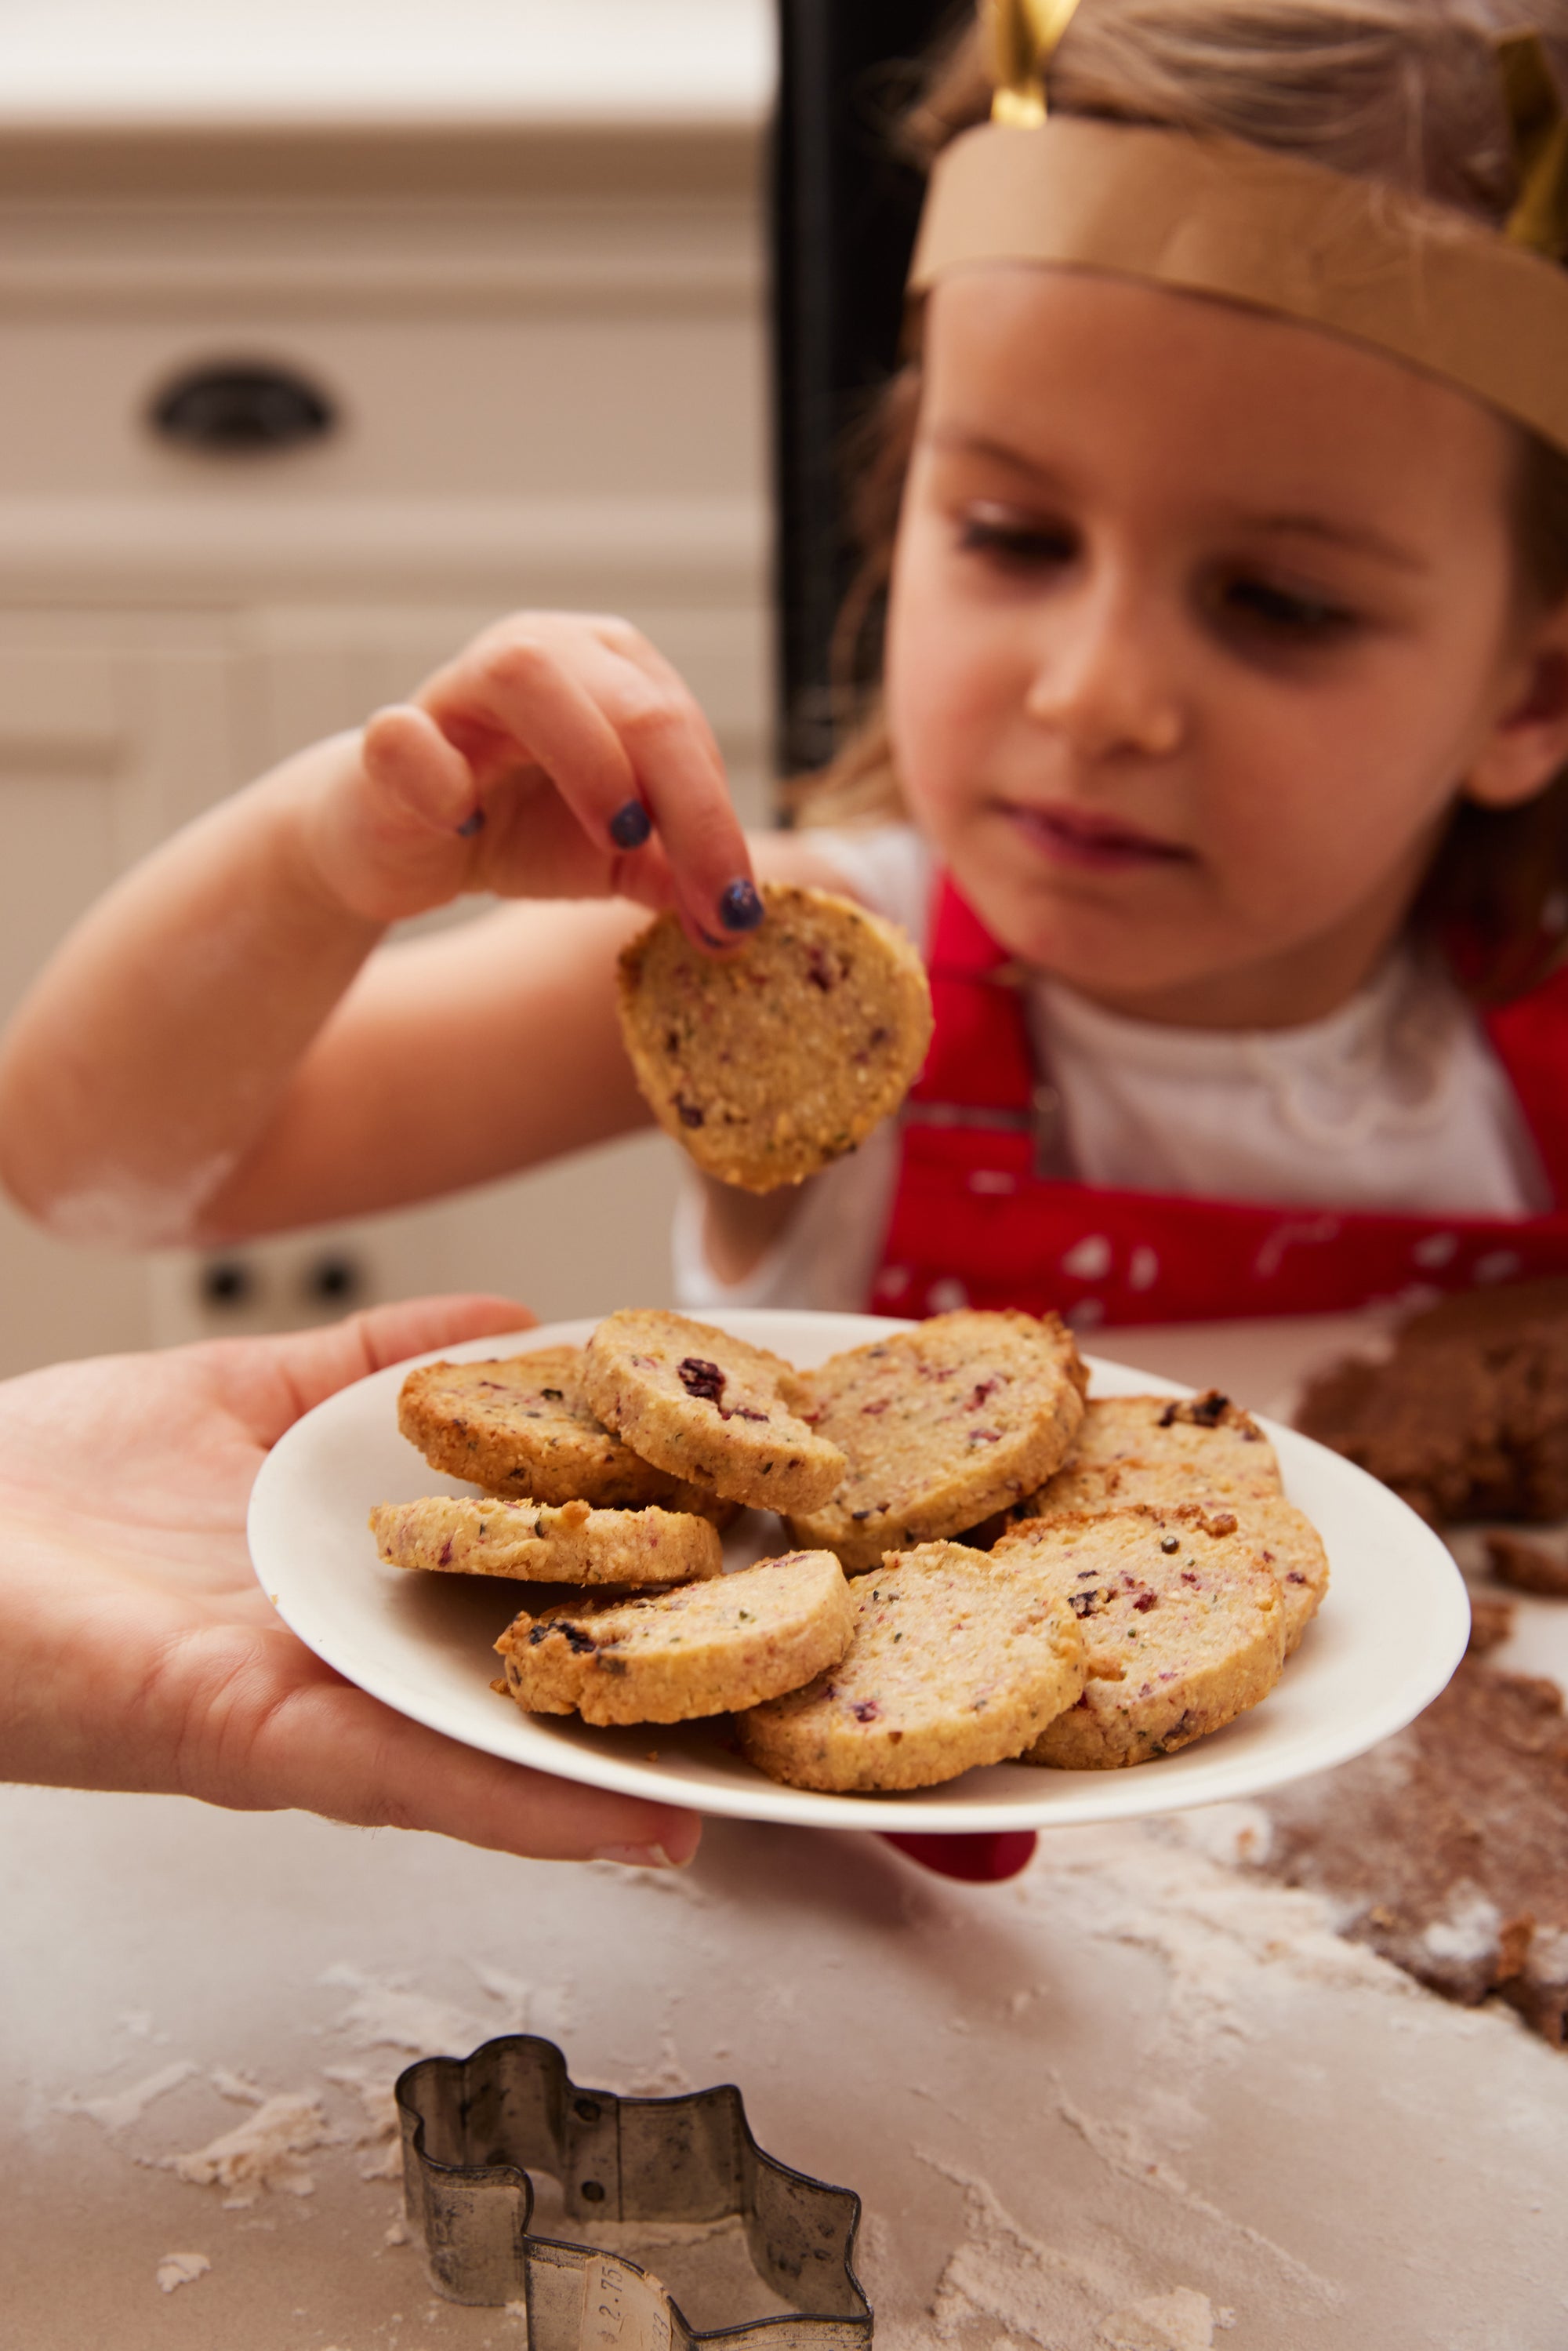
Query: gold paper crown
989,0,1083,125
911,5,1568,456
1501,29,1568,261
989,2,1568,260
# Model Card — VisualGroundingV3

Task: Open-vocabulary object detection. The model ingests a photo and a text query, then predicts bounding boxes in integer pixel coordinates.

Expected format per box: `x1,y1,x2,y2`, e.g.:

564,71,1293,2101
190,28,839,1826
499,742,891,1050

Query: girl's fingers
588,618,734,812
575,626,757,943
610,694,758,949
421,630,641,839
421,623,758,950
478,779,687,914
302,708,482,924
362,704,481,834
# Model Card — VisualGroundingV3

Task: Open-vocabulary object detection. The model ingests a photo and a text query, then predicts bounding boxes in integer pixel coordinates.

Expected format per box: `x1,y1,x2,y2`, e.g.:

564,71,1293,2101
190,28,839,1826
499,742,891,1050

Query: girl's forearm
0,736,386,1245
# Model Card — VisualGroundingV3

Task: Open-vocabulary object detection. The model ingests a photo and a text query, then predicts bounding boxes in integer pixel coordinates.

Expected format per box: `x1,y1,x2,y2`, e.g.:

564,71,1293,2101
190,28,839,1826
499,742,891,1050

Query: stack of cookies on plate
372,1306,1328,1792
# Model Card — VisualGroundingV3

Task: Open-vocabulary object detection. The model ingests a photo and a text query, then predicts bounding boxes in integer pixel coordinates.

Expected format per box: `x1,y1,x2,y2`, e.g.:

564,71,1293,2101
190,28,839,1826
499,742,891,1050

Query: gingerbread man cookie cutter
396,2033,873,2347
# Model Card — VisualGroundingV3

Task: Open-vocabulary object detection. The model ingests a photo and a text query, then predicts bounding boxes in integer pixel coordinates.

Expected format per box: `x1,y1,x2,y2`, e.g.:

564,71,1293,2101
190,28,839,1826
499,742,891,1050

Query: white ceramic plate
248,1308,1470,1832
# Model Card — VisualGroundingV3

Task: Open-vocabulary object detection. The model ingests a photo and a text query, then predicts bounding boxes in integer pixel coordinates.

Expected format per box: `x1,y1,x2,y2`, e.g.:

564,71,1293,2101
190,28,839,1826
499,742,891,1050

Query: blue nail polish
609,799,652,851
719,878,764,932
456,808,485,838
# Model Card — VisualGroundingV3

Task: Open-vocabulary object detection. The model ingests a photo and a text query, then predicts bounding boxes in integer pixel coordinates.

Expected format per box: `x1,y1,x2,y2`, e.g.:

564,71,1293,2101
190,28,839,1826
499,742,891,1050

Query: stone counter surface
5,1786,1567,2349
6,1313,1568,2348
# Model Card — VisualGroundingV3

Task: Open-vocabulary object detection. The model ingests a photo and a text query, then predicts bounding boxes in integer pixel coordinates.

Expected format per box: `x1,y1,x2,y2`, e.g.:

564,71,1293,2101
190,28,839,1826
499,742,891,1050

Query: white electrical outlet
147,1231,379,1346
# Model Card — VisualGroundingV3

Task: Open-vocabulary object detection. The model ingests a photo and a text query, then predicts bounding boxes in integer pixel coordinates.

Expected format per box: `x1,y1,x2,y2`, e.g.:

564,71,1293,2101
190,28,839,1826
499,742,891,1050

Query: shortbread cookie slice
369,1495,723,1586
738,1541,1087,1792
1017,1491,1328,1661
1003,1397,1324,1655
495,1550,852,1727
1226,1495,1330,1656
580,1309,845,1513
397,1347,721,1515
786,1310,1086,1572
617,882,933,1193
1027,1392,1283,1515
993,1504,1287,1769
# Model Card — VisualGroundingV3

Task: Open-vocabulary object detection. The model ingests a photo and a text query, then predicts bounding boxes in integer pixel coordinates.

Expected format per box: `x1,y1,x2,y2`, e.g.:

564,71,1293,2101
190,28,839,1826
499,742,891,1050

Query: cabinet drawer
0,303,763,504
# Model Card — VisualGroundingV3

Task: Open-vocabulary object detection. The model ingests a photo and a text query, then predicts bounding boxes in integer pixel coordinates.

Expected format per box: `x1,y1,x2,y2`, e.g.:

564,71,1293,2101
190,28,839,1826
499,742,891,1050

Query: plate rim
247,1307,1472,1833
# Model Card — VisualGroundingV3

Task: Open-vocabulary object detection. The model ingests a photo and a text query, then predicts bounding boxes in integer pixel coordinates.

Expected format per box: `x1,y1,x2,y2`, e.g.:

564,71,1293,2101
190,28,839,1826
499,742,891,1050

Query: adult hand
0,1294,699,1870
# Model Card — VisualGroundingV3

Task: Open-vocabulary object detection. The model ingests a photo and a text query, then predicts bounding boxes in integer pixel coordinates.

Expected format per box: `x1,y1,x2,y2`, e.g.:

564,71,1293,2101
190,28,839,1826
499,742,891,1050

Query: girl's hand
302,612,761,945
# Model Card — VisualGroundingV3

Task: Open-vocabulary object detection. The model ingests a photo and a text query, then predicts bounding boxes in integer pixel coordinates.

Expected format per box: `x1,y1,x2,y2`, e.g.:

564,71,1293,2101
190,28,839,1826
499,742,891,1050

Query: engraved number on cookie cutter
396,2033,873,2348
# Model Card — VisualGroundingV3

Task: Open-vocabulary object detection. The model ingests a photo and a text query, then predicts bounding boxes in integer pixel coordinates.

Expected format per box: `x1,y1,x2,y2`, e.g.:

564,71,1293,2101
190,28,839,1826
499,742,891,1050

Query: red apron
873,877,1568,1328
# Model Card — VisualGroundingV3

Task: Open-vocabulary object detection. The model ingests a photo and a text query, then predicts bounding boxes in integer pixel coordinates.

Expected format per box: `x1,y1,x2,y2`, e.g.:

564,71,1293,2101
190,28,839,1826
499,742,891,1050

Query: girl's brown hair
793,0,1568,1002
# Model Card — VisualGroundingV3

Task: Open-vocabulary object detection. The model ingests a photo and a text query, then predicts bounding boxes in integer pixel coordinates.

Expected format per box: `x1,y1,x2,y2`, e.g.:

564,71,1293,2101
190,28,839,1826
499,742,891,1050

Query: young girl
7,0,1568,1340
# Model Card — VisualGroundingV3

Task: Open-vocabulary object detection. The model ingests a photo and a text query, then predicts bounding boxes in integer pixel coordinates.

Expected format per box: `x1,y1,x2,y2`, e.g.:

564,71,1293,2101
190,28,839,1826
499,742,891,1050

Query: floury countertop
0,0,775,131
6,1790,1568,2348
6,1314,1568,2349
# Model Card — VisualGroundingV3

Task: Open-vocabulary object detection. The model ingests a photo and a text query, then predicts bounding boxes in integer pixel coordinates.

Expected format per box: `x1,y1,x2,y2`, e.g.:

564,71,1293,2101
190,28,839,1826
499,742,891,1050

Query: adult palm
0,1293,698,1868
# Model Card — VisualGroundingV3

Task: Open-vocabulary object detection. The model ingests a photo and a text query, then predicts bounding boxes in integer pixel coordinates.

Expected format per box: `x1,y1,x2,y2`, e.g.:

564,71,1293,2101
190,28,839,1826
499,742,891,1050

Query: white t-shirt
673,824,1550,1314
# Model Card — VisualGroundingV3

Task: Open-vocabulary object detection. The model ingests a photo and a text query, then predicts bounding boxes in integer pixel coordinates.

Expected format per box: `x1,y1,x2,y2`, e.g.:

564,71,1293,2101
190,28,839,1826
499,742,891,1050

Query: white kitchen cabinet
0,609,241,1368
0,104,770,1375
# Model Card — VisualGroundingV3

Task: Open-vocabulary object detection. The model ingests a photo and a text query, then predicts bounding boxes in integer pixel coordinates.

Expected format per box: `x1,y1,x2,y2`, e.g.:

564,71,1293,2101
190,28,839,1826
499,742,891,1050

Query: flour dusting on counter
209,2068,266,2106
926,2164,1123,2341
601,2024,691,2096
1098,2287,1232,2348
322,2061,403,2179
1050,2088,1335,2302
857,2166,1229,2351
320,1962,506,2054
1013,1812,1414,2048
13,1775,1568,2350
56,2059,198,2134
165,2090,329,2203
154,2251,210,2295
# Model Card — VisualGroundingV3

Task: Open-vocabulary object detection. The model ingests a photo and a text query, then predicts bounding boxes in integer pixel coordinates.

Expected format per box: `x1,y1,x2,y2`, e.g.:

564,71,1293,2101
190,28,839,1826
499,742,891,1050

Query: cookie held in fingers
495,1550,854,1727
580,1308,846,1513
369,1495,723,1586
786,1310,1086,1572
993,1503,1287,1769
616,882,933,1192
397,1347,723,1515
738,1540,1087,1792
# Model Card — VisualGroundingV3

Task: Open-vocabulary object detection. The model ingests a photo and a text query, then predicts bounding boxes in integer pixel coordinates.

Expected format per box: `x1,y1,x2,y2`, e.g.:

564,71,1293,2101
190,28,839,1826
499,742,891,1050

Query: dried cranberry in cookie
739,1540,1086,1791
1004,1398,1325,1655
993,1503,1287,1768
1026,1391,1283,1516
396,1346,724,1515
787,1310,1086,1571
1233,1495,1330,1656
615,882,932,1192
494,1548,853,1726
579,1309,846,1513
368,1495,723,1586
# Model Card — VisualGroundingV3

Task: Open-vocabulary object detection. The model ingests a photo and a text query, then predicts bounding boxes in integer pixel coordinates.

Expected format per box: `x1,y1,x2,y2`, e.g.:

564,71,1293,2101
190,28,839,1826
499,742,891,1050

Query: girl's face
886,267,1568,1027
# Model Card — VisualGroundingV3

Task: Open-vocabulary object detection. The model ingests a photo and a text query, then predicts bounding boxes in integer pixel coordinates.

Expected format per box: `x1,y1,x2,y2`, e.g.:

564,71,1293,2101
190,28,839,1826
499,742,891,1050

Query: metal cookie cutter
396,2033,873,2349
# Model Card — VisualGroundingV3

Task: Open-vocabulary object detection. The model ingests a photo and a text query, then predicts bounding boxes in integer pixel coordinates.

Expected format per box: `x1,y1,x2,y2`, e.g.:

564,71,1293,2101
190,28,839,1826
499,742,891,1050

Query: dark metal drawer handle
151,362,336,452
